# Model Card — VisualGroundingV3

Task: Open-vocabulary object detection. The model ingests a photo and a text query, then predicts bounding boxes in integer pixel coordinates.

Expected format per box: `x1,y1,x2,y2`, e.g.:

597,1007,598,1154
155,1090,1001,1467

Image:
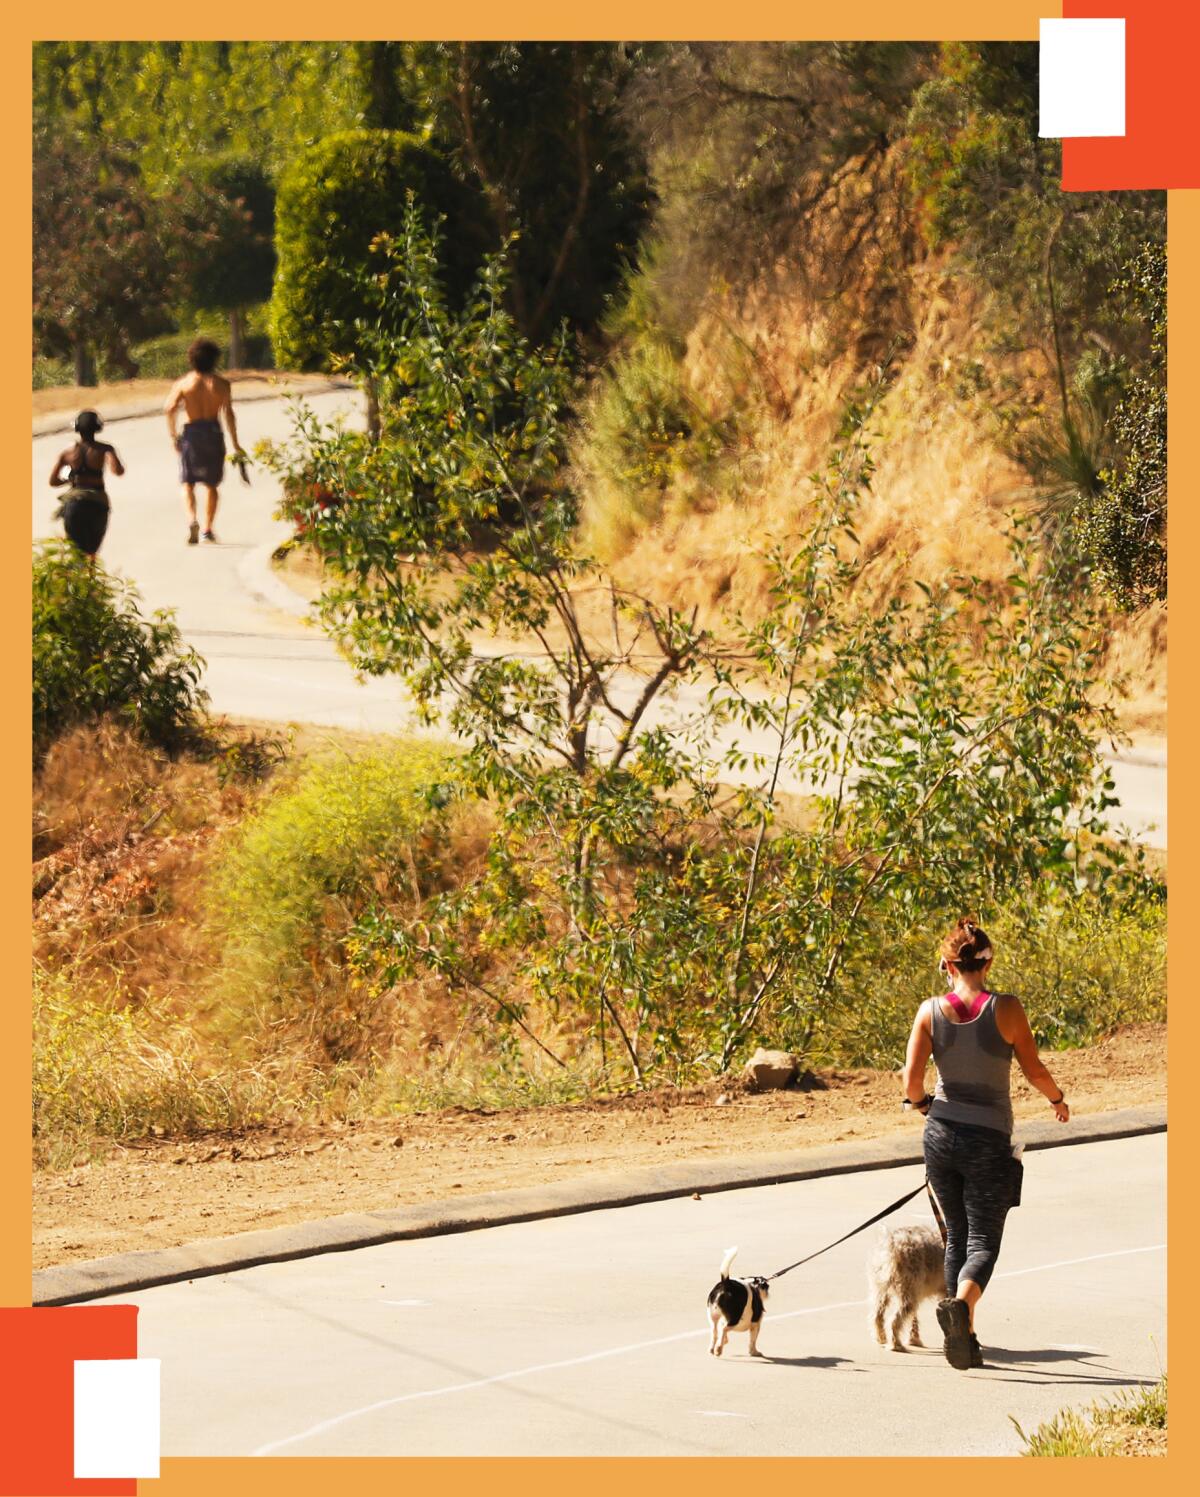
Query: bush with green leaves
905,44,1163,373
270,128,482,374
208,741,462,1060
810,896,1165,1069
276,211,1156,1086
33,543,206,758
1078,242,1166,610
186,154,276,368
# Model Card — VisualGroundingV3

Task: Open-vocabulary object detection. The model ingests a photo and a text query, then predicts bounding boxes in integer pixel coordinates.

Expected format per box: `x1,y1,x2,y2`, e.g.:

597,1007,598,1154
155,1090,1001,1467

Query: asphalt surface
85,1132,1164,1457
31,391,1166,848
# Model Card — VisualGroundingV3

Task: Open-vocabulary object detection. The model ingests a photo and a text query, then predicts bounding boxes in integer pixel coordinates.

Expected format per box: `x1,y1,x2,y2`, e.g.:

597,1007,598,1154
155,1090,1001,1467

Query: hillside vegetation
571,44,1165,722
32,42,1167,1163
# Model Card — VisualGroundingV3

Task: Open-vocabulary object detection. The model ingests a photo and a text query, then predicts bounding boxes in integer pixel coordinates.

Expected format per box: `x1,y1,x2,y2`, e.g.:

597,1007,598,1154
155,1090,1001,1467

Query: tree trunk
105,339,139,380
73,338,95,388
228,307,245,370
357,42,413,131
364,375,381,442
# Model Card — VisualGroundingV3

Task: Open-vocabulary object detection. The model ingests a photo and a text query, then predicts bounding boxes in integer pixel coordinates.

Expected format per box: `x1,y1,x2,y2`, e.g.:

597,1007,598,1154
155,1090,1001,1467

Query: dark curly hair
188,338,221,374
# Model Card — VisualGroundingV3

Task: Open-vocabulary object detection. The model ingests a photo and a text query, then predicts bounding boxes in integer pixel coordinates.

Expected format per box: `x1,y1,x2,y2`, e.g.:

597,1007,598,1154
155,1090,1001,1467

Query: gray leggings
923,1115,1014,1294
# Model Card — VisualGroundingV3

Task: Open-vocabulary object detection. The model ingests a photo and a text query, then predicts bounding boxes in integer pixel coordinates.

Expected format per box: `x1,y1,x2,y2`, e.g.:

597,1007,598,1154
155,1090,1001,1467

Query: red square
0,1306,139,1495
1062,0,1200,190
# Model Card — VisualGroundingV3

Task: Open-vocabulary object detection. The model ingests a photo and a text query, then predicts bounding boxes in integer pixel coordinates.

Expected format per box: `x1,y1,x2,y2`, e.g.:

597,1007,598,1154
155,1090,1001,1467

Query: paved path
32,393,1166,848
88,1133,1164,1457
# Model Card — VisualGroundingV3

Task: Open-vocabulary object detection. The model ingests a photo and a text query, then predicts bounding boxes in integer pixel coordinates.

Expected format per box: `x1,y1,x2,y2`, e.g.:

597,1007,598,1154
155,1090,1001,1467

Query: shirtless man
165,338,245,544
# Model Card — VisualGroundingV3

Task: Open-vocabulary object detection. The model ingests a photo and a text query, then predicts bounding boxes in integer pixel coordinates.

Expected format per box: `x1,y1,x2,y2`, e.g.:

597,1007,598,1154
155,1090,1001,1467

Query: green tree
352,42,420,131
34,129,175,382
33,42,650,349
905,46,1166,602
618,42,934,337
33,127,246,383
1078,243,1167,608
33,42,365,185
905,45,1164,434
186,155,276,368
269,128,482,427
272,212,1131,1083
421,42,650,340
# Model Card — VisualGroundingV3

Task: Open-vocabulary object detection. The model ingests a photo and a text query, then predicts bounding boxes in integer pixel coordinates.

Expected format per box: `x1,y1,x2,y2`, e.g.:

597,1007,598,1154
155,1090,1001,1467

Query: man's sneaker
969,1333,984,1369
936,1297,973,1370
187,522,199,545
202,530,217,544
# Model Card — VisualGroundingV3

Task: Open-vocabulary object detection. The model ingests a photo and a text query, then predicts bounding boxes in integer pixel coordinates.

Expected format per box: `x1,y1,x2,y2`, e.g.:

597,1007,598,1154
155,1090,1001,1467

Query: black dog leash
766,1178,939,1282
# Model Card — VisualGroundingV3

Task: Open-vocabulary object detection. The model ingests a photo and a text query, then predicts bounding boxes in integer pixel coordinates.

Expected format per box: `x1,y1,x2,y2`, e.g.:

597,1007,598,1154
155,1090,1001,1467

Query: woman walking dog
902,918,1070,1370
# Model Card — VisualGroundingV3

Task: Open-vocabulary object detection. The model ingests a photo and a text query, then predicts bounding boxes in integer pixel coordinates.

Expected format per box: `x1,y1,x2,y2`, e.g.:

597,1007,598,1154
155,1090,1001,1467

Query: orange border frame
9,6,1187,1491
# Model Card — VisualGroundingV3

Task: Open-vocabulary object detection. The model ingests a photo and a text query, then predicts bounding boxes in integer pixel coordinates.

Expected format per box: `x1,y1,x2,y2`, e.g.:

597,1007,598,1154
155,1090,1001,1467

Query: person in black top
49,410,125,557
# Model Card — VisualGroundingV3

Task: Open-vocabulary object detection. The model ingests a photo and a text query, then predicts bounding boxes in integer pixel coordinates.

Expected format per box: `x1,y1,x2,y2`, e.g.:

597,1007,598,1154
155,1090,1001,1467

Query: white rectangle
74,1359,161,1479
1039,17,1126,138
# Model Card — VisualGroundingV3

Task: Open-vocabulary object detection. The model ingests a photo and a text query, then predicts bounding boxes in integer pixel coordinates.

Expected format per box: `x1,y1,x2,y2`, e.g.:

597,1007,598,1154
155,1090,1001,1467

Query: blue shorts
179,420,225,486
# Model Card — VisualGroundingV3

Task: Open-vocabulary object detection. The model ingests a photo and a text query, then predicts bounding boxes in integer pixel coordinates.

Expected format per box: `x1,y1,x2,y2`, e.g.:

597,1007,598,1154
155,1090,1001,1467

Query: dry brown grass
31,723,555,1165
33,722,260,1009
576,260,1165,729
596,270,1028,624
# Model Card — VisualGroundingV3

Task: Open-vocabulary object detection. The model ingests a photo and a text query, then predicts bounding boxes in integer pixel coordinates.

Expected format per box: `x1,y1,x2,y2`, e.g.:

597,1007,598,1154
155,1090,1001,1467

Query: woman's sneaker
936,1297,973,1370
969,1333,984,1368
187,522,199,545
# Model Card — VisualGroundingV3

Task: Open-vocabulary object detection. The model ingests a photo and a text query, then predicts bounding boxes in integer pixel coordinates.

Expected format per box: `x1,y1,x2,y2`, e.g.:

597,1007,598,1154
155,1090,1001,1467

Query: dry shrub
588,265,1034,637
33,720,262,1007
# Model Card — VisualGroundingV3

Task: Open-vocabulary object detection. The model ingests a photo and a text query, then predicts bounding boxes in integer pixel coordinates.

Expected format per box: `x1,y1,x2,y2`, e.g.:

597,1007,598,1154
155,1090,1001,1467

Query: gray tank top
928,994,1014,1136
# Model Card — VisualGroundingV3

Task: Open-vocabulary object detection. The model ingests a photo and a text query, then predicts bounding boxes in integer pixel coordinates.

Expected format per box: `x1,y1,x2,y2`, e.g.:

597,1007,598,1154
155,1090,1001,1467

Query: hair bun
939,916,992,972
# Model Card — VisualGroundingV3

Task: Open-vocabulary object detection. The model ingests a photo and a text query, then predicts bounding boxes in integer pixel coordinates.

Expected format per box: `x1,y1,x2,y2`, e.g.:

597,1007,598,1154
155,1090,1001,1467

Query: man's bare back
166,371,236,430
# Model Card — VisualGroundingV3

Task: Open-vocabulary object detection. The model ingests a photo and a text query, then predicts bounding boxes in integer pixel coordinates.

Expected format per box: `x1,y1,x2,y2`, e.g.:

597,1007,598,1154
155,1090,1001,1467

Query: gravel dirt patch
33,1023,1164,1270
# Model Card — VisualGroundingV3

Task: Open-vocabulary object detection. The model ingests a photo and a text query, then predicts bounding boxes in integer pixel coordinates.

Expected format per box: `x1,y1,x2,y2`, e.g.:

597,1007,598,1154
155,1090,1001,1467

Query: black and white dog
707,1246,770,1357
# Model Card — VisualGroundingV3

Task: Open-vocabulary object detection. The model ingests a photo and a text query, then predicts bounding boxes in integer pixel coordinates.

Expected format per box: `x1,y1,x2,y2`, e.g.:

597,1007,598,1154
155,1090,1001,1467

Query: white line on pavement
251,1241,1165,1455
998,1244,1165,1279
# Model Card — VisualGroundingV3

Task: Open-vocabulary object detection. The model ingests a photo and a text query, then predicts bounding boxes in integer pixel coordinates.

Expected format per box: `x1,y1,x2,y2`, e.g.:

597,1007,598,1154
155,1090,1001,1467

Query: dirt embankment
34,1023,1164,1270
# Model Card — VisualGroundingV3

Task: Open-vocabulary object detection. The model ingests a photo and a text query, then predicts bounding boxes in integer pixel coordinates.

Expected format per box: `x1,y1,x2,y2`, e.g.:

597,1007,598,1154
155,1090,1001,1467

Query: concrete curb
236,541,315,620
31,378,355,439
1108,747,1167,769
33,1103,1165,1306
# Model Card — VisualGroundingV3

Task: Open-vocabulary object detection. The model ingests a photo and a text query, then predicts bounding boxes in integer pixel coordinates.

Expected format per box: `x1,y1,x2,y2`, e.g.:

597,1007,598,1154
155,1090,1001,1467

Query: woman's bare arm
996,995,1069,1120
902,1001,934,1106
106,446,125,478
48,450,69,487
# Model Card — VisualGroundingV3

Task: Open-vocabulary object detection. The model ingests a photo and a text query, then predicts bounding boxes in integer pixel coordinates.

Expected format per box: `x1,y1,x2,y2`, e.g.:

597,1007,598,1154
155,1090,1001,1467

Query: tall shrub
269,128,481,373
186,154,276,368
207,743,461,1061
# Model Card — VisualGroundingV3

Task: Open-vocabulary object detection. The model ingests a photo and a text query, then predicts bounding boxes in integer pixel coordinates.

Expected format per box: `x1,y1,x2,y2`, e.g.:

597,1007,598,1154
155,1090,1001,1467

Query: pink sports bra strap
943,990,990,1021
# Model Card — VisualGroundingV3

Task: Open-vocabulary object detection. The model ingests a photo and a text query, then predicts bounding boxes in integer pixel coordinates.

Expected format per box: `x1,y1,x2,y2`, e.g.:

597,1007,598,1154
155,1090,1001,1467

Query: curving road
32,390,1166,848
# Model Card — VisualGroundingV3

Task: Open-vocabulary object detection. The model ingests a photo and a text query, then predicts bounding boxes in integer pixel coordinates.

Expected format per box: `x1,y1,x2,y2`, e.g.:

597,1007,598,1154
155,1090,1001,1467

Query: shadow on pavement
756,1354,855,1370
986,1347,1107,1364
